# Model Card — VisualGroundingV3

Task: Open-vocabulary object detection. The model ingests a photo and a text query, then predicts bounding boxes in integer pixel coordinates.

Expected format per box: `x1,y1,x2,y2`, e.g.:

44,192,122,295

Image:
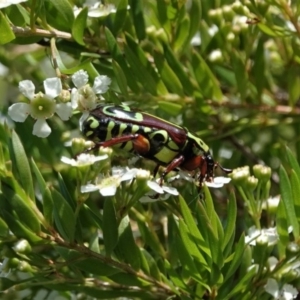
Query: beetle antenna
215,162,232,174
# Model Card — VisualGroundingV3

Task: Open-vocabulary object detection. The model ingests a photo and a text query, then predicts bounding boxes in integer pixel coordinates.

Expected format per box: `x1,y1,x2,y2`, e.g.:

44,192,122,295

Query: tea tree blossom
265,278,298,300
8,78,72,138
61,153,108,167
81,166,179,198
71,70,111,113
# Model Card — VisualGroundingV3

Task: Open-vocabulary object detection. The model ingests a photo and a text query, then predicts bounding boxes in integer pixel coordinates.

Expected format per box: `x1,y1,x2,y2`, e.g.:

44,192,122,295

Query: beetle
81,104,232,189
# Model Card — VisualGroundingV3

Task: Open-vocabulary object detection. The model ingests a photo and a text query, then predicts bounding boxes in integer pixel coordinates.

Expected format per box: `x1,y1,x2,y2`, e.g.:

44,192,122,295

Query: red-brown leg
83,134,149,154
159,155,185,185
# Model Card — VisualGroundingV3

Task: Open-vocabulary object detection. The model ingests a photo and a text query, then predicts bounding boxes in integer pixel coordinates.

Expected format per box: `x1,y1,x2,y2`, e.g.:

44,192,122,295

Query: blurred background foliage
1,0,300,299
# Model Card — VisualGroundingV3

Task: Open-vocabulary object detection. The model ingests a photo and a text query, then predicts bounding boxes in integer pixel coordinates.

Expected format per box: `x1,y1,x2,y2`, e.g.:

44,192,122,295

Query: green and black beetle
82,104,231,188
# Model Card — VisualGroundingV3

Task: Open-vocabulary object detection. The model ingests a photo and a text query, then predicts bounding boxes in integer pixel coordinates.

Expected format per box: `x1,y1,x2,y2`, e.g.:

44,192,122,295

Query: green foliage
1,0,300,299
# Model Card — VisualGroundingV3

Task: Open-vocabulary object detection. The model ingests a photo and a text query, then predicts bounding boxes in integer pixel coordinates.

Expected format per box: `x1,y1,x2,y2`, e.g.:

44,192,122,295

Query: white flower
8,78,72,138
205,176,231,188
245,226,278,246
0,0,27,8
265,278,298,300
81,167,137,196
139,180,179,203
71,70,111,111
81,166,178,199
61,153,108,167
74,3,117,18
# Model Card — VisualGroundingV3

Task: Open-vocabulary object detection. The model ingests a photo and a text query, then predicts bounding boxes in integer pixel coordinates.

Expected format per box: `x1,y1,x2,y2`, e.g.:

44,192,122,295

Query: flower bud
229,166,250,187
14,239,32,254
245,176,258,191
253,165,271,183
58,89,71,103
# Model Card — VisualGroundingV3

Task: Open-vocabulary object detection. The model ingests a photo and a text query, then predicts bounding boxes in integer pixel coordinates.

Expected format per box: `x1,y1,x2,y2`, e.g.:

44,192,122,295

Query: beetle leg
216,163,232,174
159,155,185,186
82,134,150,154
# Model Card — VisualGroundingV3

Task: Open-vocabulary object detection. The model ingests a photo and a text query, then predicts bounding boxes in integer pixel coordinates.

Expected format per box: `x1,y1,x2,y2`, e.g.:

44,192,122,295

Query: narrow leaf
279,166,299,238
113,0,128,34
0,11,15,44
222,192,237,251
286,146,300,181
129,0,146,40
103,199,118,256
52,189,76,242
72,7,88,45
11,131,34,200
224,233,245,282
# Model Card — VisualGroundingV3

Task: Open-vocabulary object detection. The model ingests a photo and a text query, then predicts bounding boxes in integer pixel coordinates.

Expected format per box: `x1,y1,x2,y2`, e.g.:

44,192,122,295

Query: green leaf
279,166,299,239
257,23,278,37
56,247,120,276
178,218,209,270
112,60,128,96
0,216,9,237
191,51,223,101
115,216,140,270
124,45,157,95
186,0,201,46
137,220,165,256
158,101,182,116
179,196,211,260
0,277,18,292
129,0,146,40
222,192,237,251
163,44,195,94
105,27,140,93
0,11,15,44
252,38,265,100
31,158,53,225
164,259,187,291
72,7,88,45
103,199,118,256
48,0,74,28
223,265,257,300
224,233,245,282
52,189,76,242
276,197,289,258
113,0,128,34
174,16,190,51
153,51,183,96
290,170,300,223
286,146,300,181
1,183,40,233
110,272,150,287
232,52,248,100
2,211,42,243
11,131,34,200
140,249,161,280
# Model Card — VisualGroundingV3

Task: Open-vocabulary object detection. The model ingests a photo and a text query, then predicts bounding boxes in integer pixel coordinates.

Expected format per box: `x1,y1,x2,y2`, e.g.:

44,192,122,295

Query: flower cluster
8,70,111,138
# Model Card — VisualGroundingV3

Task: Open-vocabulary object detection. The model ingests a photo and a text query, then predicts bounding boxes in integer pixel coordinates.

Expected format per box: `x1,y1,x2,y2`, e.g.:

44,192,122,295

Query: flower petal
72,70,89,88
55,102,72,120
162,186,179,196
8,103,31,122
71,88,79,109
147,181,164,194
264,278,279,298
79,111,89,131
32,119,51,138
93,75,111,94
44,78,62,99
19,80,35,99
100,185,117,196
81,184,99,193
0,0,27,8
